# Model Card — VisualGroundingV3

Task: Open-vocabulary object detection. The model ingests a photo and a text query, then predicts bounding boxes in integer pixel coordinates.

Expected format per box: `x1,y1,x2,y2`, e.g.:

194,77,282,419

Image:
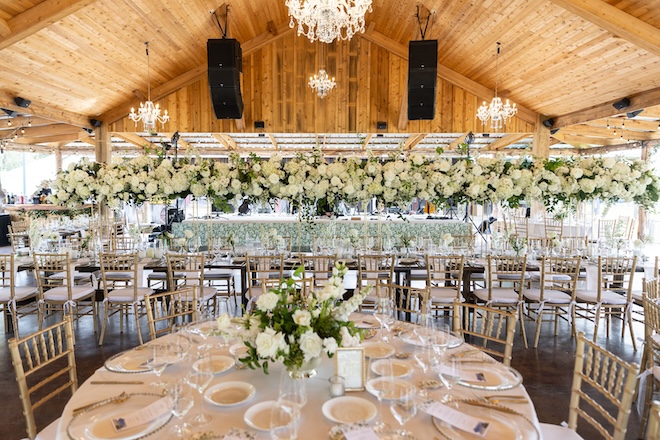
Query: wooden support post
55,148,62,172
638,142,649,240
531,115,551,217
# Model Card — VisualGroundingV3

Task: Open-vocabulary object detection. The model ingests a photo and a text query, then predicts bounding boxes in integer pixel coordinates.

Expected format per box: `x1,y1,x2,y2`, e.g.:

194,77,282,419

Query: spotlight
626,109,643,118
254,121,265,129
377,121,387,130
13,97,31,108
612,98,630,111
89,118,103,127
1,108,17,118
550,128,560,135
82,127,94,135
542,118,555,129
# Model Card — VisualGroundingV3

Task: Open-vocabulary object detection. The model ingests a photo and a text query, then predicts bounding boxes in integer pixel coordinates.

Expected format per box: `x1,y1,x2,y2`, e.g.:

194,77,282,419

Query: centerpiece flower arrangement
219,263,369,375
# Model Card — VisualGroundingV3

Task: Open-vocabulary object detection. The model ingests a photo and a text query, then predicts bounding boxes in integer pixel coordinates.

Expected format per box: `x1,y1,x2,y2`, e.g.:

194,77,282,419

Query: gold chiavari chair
544,216,564,239
166,253,218,313
9,316,77,440
357,253,394,311
452,300,516,367
33,252,97,331
0,253,38,337
246,254,284,300
299,254,336,289
598,219,618,240
647,401,660,440
523,256,581,348
425,254,464,319
512,215,529,239
98,252,153,345
640,296,660,437
574,256,637,350
539,332,639,440
145,286,199,341
377,283,428,323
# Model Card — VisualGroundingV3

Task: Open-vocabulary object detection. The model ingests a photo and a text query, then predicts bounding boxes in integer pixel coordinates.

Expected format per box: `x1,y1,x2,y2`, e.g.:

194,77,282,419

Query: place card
341,425,380,440
439,365,487,382
111,397,170,432
421,400,492,437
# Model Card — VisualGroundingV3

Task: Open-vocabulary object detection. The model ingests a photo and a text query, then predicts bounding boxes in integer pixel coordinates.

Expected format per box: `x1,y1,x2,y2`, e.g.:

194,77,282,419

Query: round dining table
56,314,541,440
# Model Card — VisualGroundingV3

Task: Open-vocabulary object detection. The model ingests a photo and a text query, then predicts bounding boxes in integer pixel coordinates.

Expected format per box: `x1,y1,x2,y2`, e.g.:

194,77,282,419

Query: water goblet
367,356,393,431
167,378,194,437
389,385,417,436
438,356,463,402
413,344,436,398
278,367,307,409
270,398,300,440
147,344,168,388
186,352,214,426
374,297,394,342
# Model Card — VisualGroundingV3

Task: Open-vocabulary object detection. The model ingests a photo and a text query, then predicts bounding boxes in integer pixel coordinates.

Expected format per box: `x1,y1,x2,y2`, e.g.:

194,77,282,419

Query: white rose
323,337,338,355
340,326,360,347
216,313,232,332
268,173,280,184
293,309,312,327
299,331,323,361
255,327,287,359
256,291,279,312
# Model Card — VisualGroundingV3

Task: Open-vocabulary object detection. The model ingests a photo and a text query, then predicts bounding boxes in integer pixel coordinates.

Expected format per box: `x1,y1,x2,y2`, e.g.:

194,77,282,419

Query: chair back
99,252,140,301
10,219,30,234
644,278,660,301
450,235,474,254
145,286,198,341
485,254,527,302
166,252,208,290
560,235,589,255
0,252,16,292
8,231,31,253
598,219,618,240
9,316,77,440
378,283,428,323
568,332,639,440
544,216,564,239
452,301,516,366
300,254,336,287
33,252,74,300
647,401,660,440
358,254,394,288
112,233,137,252
596,256,637,302
246,254,284,298
536,256,581,302
426,254,463,301
512,215,529,239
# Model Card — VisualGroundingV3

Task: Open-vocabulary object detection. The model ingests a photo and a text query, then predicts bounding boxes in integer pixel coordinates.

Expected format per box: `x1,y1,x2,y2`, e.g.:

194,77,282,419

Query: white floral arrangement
218,263,369,374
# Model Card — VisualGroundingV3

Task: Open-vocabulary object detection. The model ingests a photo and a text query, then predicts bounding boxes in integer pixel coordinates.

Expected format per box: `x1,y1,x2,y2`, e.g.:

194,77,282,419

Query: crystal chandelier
309,43,336,98
286,0,373,44
477,42,517,130
129,42,170,131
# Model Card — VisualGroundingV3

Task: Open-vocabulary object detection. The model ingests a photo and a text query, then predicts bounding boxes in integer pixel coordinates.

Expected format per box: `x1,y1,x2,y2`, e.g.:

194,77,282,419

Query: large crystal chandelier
286,0,373,44
477,42,517,130
129,42,170,131
309,43,336,98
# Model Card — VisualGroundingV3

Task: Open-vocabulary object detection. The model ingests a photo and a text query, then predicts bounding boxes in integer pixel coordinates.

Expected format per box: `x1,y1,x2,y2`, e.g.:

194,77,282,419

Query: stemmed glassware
186,350,214,426
167,378,194,437
270,398,300,440
389,385,417,436
438,356,463,403
374,296,395,342
146,344,168,388
277,367,307,409
367,356,393,431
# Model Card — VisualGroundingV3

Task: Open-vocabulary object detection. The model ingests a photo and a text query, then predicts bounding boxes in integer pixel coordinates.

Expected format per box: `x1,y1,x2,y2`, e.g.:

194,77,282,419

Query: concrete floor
0,268,647,440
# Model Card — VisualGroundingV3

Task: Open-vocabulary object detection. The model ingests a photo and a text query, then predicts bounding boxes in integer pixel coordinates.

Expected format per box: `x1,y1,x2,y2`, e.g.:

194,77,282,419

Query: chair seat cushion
205,270,233,279
0,286,38,302
523,288,571,303
575,289,627,305
497,273,531,280
539,423,584,440
473,288,519,303
43,286,95,301
107,287,154,302
631,290,643,302
530,273,572,282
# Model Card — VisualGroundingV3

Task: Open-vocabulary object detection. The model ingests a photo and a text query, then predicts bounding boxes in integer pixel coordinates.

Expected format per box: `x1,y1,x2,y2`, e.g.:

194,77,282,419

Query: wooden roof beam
445,133,469,151
0,0,98,51
0,91,91,128
549,0,660,58
358,29,537,125
99,22,295,124
267,134,278,149
112,132,155,150
13,132,84,144
556,125,660,141
0,116,60,128
484,133,531,151
403,133,427,150
551,87,660,128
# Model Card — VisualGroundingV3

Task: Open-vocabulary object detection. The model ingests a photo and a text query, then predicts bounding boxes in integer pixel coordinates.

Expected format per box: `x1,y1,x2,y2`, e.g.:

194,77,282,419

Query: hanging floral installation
49,149,660,213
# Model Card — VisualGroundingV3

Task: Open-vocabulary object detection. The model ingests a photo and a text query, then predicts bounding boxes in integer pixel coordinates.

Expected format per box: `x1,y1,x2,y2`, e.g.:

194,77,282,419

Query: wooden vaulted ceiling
0,0,659,157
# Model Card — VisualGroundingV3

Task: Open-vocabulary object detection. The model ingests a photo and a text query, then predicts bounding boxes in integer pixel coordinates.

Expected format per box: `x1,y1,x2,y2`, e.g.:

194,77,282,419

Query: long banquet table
55,315,540,440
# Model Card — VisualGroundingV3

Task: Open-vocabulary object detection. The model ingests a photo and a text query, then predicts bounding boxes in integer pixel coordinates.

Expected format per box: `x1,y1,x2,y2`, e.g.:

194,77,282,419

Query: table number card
420,400,492,437
335,347,365,391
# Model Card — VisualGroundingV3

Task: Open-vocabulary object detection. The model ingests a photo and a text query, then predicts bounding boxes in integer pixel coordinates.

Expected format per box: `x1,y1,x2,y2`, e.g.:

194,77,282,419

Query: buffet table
56,316,540,440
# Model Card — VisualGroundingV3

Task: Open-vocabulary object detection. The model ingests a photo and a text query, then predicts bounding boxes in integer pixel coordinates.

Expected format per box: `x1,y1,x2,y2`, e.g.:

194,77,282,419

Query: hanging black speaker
208,39,243,119
408,40,437,120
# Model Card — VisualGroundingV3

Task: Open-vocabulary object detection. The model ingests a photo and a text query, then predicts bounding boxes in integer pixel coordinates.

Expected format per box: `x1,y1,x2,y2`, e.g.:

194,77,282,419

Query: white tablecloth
56,320,540,440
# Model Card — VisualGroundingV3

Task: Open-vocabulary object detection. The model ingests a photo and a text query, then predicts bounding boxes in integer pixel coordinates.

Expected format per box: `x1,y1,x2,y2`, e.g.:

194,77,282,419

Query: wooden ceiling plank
358,28,537,125
99,22,295,125
267,133,278,149
211,133,231,150
484,133,531,151
552,86,660,128
13,132,83,144
446,133,468,151
549,0,660,57
0,116,57,129
403,133,427,150
557,124,660,141
14,124,82,138
0,17,10,37
0,0,98,50
0,91,90,128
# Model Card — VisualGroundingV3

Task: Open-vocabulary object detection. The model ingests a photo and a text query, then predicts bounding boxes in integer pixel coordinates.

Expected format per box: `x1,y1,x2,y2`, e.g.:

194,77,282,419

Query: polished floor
0,279,648,440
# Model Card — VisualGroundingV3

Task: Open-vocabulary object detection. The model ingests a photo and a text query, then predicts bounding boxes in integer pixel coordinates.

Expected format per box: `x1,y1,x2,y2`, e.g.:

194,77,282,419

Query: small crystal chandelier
309,43,336,98
129,42,170,131
477,42,517,130
286,0,373,44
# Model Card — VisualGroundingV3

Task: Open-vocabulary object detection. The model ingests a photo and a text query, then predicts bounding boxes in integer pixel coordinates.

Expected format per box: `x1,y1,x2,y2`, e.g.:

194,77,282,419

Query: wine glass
438,357,462,403
270,398,300,440
186,351,214,426
367,356,393,431
413,343,436,398
389,385,417,435
374,296,394,342
168,323,192,363
167,378,194,437
278,367,307,409
147,344,168,388
430,320,452,357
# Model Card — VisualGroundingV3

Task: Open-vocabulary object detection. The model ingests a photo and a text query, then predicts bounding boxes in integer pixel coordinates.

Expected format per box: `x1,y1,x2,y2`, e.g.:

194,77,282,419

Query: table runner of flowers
48,149,659,213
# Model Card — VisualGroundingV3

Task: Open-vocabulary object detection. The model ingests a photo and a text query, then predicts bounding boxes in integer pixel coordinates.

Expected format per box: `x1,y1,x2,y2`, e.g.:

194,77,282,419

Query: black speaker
408,40,437,120
13,97,31,108
208,39,243,119
89,118,103,127
612,97,630,110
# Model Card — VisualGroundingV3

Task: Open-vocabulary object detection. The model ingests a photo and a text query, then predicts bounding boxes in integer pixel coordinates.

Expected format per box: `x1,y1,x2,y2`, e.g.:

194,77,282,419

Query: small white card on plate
111,397,170,432
341,425,380,440
421,401,491,437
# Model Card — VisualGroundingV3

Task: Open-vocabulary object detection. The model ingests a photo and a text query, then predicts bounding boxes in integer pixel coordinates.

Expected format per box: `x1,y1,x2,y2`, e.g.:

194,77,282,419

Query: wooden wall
109,33,534,134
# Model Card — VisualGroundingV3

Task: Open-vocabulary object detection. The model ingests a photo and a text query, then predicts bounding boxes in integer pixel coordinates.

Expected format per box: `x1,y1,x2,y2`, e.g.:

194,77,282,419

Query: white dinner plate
103,348,153,374
456,361,523,391
398,258,418,265
398,329,463,349
243,400,276,432
349,313,380,329
365,377,414,401
329,422,419,440
432,399,539,440
193,355,235,375
370,359,412,377
361,342,395,359
204,381,256,407
322,396,377,424
67,393,172,440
